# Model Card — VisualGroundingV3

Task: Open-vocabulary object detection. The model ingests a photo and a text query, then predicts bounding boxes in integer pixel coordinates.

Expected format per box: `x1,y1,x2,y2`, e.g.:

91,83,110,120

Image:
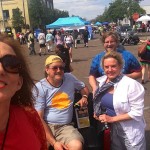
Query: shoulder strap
93,74,123,116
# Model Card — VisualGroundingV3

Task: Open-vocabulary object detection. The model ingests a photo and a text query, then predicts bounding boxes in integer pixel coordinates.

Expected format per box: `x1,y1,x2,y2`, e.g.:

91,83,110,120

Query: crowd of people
0,27,148,150
94,22,150,37
16,27,90,63
133,22,150,33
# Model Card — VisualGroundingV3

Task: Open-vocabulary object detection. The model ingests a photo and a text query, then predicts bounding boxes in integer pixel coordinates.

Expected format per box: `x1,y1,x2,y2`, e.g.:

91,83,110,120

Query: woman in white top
64,32,73,62
93,51,146,150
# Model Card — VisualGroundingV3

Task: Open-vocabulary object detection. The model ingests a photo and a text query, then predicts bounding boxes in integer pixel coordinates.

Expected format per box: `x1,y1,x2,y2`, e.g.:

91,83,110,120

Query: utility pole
0,0,5,32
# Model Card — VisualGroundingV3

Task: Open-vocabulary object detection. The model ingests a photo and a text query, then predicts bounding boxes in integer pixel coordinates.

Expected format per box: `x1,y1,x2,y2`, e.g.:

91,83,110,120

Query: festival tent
136,15,150,22
95,22,102,26
102,22,109,25
46,17,89,29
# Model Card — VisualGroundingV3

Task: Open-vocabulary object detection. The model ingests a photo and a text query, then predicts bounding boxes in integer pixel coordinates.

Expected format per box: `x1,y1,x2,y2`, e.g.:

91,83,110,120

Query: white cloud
53,0,150,20
140,0,150,6
53,0,109,20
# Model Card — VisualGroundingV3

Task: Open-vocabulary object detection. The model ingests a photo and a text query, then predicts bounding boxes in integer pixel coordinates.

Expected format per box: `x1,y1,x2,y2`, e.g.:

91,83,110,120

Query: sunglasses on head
0,54,22,74
49,66,65,71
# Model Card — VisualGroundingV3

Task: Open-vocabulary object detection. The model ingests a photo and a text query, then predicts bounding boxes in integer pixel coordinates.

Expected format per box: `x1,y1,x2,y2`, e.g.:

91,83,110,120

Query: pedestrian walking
28,30,36,55
82,26,89,47
46,29,54,52
54,31,64,46
139,39,150,84
72,29,79,48
64,32,74,62
38,30,46,56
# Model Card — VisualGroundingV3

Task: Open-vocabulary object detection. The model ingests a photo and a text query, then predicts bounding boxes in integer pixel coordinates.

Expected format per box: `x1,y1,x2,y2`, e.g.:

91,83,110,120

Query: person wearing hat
33,55,89,150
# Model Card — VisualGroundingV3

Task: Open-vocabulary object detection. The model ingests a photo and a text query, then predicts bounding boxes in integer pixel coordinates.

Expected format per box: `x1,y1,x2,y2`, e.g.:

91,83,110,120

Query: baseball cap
45,55,63,66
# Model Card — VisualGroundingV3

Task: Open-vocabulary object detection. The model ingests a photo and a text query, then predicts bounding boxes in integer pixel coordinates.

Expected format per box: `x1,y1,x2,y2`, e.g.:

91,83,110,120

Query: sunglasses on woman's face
0,54,22,74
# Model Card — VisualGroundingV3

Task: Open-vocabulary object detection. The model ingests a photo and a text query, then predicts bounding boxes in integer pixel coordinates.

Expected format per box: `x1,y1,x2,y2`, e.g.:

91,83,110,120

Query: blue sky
53,0,150,20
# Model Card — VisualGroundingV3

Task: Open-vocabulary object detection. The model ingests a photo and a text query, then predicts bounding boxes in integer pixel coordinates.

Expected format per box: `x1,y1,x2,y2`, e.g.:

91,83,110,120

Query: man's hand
94,114,114,123
77,96,88,107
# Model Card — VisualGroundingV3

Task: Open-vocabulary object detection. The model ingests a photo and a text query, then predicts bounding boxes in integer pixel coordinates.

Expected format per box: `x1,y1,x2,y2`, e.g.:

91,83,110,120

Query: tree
123,0,145,17
28,0,44,29
94,0,145,24
28,0,69,29
133,0,143,2
11,8,24,33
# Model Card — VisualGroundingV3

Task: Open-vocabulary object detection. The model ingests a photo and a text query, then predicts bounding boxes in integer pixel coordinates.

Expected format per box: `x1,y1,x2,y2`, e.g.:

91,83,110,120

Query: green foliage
71,15,87,21
12,8,24,29
28,0,69,29
94,0,146,23
47,9,69,24
28,0,45,28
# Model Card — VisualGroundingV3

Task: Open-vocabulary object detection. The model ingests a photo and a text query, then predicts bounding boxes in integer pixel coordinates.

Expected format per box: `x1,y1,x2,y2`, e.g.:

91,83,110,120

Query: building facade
0,0,53,33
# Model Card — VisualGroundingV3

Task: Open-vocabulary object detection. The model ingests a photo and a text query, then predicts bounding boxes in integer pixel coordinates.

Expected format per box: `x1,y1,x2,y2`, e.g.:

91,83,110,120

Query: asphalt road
22,33,150,149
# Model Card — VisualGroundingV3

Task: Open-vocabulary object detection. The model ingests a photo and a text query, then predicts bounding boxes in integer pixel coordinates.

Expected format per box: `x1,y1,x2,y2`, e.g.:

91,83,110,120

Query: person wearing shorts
139,39,150,84
46,29,54,52
82,26,89,47
33,55,89,150
38,30,46,56
64,32,73,62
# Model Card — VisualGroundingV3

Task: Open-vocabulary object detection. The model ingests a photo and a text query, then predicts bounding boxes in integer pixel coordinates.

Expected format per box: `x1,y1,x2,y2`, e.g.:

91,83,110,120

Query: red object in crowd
103,128,111,150
132,13,139,21
147,40,150,45
16,33,20,39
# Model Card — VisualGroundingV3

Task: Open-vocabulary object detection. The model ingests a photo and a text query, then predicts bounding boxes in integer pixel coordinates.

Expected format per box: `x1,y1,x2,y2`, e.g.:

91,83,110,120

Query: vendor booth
46,16,89,29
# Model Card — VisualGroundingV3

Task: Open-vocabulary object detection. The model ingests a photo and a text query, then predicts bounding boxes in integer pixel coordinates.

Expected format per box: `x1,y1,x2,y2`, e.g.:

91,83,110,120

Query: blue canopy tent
102,22,109,25
95,22,102,26
46,17,89,29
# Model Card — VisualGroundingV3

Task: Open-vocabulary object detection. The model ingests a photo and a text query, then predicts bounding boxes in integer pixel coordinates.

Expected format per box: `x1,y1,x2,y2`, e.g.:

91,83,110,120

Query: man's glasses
0,54,22,74
49,66,65,71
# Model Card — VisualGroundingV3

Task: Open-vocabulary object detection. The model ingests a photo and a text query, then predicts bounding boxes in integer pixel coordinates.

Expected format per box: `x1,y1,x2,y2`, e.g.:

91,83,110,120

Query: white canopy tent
136,15,150,22
62,26,85,32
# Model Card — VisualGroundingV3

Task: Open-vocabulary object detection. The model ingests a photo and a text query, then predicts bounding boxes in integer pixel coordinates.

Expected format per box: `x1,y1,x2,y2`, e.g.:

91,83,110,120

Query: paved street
22,33,150,149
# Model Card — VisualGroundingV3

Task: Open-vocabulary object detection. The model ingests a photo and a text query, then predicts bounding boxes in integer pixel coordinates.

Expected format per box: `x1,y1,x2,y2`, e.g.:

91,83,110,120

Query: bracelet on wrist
82,95,88,99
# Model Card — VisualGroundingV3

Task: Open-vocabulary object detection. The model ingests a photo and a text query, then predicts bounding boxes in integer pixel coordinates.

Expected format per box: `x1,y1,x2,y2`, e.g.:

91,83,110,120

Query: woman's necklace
0,115,10,150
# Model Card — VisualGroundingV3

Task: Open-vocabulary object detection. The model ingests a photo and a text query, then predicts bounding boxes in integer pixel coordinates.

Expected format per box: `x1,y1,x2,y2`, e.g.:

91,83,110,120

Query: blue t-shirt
46,33,54,42
89,49,141,78
33,73,85,124
101,93,116,117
